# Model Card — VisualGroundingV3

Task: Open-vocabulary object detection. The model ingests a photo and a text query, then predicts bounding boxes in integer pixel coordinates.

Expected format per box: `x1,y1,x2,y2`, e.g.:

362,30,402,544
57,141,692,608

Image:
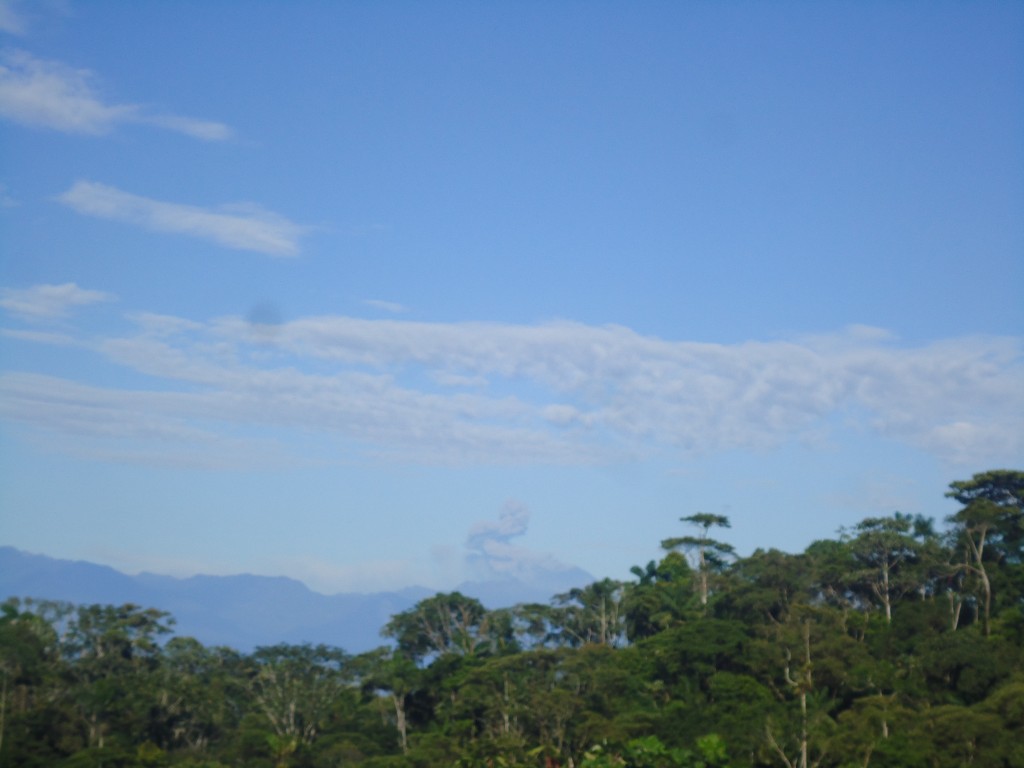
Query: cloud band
58,181,306,256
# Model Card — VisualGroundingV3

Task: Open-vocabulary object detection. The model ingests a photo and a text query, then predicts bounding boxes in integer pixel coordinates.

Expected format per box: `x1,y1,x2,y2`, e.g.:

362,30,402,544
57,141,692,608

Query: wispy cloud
363,299,408,314
0,328,76,345
0,50,231,139
1,306,1021,470
139,114,232,142
0,282,113,321
58,181,307,256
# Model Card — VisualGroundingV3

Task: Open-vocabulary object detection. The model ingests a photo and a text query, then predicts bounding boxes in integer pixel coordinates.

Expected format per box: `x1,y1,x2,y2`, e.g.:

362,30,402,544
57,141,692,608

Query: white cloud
126,312,203,337
0,50,231,139
363,299,408,314
0,306,1021,471
58,181,307,256
1,328,76,345
0,282,113,321
0,371,302,470
203,316,1021,459
139,113,232,142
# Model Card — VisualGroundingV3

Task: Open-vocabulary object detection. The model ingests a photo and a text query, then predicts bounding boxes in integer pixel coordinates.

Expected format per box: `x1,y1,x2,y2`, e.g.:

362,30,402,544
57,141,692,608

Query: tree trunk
0,668,7,758
392,693,408,754
799,689,808,768
963,528,992,636
947,591,962,631
799,619,811,768
699,546,709,607
881,561,892,624
979,567,992,637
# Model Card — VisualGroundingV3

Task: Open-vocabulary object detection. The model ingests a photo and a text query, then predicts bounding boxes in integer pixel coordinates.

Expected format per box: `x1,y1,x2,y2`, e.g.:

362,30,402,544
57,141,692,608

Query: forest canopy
2,470,1022,768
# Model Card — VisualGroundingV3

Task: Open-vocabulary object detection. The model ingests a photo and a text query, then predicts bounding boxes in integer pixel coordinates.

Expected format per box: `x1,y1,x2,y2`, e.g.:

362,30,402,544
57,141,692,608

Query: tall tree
843,513,926,623
551,579,627,648
946,470,1024,636
354,647,420,756
761,607,839,768
662,513,734,608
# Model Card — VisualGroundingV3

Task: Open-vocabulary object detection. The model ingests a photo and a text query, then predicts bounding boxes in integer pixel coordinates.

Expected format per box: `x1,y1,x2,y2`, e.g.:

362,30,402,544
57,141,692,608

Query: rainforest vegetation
1,470,1022,768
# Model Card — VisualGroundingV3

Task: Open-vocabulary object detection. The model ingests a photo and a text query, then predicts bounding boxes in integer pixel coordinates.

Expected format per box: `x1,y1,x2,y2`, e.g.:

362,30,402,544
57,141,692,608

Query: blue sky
1,0,1022,595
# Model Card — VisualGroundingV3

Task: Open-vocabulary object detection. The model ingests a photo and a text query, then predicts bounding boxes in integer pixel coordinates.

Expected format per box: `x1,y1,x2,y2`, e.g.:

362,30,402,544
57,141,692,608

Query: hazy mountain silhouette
0,547,591,651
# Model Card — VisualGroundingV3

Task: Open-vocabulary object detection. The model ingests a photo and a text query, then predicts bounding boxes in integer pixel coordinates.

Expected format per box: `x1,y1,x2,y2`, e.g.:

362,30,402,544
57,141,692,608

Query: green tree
382,592,509,663
719,548,809,628
624,552,694,641
64,603,173,751
946,470,1024,635
0,600,55,765
248,643,348,765
803,539,858,612
580,734,729,768
509,602,558,650
158,637,245,756
661,514,734,609
843,513,929,623
759,607,844,768
551,579,627,648
355,647,421,755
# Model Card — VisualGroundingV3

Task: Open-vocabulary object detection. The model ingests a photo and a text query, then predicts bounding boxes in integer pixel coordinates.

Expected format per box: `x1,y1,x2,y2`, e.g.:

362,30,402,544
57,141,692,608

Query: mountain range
0,546,591,652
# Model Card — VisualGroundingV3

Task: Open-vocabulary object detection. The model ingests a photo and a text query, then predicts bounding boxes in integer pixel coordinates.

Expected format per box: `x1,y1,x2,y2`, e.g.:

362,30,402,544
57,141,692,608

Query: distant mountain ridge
0,547,591,652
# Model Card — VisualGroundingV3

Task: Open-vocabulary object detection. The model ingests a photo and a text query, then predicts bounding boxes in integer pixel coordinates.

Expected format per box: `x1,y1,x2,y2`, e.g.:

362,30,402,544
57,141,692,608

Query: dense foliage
2,470,1022,767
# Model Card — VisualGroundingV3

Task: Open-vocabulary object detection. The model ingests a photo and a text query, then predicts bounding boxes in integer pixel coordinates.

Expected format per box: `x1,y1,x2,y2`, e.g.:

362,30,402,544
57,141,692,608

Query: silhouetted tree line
1,470,1022,767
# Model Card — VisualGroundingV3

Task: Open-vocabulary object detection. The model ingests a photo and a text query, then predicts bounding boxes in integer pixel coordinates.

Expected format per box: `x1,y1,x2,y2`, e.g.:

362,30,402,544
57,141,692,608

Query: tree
947,470,1024,515
762,609,834,768
510,602,559,650
249,644,347,754
64,603,173,751
843,513,928,623
833,693,917,768
624,552,694,641
355,647,422,755
661,513,734,609
803,539,859,612
580,733,729,768
551,579,627,648
158,637,245,755
918,705,1004,767
719,548,809,628
382,592,508,663
946,470,1024,636
0,600,53,763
